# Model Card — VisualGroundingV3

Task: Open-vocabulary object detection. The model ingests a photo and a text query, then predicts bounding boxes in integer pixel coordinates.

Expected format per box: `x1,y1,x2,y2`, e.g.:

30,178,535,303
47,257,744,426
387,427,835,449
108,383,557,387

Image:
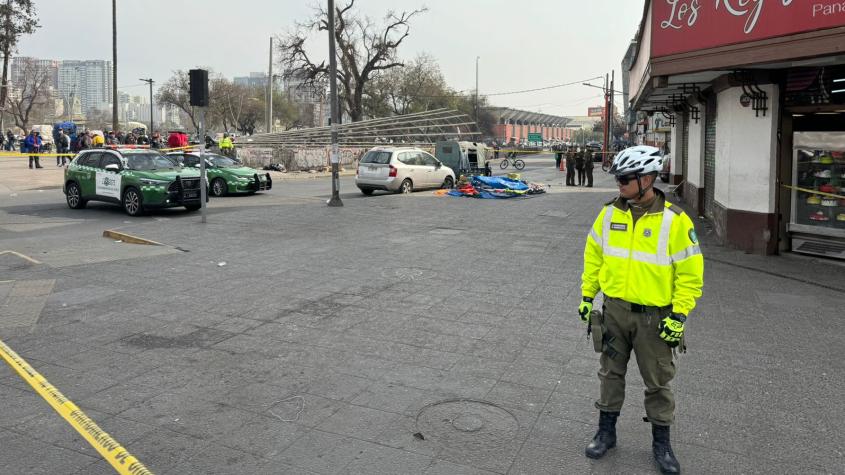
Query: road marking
0,339,154,475
102,230,164,246
0,250,42,264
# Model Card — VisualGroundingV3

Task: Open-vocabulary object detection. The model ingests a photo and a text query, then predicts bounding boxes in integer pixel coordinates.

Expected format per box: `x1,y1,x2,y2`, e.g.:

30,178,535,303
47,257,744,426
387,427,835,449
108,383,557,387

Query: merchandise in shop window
793,148,845,229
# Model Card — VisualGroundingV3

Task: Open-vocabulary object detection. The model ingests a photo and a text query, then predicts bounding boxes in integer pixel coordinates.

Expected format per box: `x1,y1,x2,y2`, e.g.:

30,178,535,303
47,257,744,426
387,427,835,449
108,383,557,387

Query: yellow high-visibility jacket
581,191,704,316
219,137,234,150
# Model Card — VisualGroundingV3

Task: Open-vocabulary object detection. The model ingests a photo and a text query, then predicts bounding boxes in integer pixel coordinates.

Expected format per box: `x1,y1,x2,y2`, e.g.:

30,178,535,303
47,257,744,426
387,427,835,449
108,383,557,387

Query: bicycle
500,152,525,170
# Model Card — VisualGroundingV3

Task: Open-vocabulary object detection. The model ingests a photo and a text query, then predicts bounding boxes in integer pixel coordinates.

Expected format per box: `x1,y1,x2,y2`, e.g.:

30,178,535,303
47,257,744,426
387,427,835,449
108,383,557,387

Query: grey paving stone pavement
1,160,844,474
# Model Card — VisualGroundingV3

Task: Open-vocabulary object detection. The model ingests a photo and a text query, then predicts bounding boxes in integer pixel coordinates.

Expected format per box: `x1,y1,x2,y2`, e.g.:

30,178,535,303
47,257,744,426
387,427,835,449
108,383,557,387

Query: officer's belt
606,297,670,314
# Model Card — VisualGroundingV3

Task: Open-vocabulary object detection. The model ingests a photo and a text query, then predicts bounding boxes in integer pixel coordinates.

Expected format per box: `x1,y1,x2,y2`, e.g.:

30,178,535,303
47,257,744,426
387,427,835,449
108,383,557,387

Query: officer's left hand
578,297,593,323
658,313,686,347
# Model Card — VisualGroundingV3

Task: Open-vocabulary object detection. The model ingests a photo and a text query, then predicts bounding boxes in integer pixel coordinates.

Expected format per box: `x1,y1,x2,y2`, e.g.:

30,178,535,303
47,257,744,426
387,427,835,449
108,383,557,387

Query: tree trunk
0,48,8,133
0,3,10,133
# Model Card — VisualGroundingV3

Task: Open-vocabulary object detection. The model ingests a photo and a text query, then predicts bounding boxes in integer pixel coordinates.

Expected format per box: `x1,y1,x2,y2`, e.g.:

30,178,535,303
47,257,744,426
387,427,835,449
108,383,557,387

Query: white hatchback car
355,147,456,195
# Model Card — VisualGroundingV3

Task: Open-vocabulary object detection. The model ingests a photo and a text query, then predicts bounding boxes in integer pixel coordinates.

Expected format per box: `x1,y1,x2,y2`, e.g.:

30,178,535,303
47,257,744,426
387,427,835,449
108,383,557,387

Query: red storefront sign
651,0,845,57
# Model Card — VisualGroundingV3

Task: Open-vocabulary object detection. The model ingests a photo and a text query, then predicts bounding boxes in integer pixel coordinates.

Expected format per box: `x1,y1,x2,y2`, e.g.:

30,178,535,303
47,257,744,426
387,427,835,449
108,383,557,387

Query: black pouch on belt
590,310,604,353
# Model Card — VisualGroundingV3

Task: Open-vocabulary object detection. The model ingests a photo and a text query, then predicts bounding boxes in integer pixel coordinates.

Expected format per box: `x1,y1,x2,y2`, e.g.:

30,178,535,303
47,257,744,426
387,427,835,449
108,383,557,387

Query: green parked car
168,152,272,197
63,148,203,216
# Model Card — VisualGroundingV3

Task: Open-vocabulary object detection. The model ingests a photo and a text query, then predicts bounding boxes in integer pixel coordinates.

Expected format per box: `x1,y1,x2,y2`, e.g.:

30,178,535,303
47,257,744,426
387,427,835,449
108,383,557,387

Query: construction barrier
0,339,153,475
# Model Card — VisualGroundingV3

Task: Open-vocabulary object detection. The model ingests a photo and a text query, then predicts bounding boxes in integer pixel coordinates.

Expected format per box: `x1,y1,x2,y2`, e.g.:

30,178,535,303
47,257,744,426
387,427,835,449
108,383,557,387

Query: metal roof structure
243,109,480,147
486,107,571,127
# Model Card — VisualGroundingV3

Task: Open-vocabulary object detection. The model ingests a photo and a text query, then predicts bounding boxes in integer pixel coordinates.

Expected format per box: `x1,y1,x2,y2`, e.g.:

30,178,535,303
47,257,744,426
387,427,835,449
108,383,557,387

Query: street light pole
140,78,154,135
327,0,343,207
475,56,480,122
112,0,118,132
267,36,273,133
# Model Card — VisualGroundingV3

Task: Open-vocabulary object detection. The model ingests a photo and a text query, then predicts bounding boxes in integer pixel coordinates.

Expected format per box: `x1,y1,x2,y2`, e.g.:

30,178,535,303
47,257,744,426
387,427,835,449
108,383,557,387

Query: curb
102,230,164,246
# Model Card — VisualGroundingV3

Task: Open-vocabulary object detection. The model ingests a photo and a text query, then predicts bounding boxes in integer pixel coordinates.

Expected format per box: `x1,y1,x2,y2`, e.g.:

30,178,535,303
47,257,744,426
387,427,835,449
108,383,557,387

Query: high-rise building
282,69,327,127
11,57,59,89
234,72,268,88
58,60,113,115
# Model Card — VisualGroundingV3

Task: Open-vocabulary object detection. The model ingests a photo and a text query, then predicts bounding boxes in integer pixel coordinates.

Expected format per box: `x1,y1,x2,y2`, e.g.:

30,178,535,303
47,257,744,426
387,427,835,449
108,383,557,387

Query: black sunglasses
615,174,639,185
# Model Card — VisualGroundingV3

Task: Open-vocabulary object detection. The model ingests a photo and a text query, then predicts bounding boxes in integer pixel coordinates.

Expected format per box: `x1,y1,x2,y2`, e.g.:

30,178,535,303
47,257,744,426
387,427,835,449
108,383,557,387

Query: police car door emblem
643,228,652,238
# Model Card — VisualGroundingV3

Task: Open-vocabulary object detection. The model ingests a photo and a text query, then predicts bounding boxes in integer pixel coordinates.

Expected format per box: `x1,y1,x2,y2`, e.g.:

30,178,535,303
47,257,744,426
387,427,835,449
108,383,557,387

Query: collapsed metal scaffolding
244,109,481,147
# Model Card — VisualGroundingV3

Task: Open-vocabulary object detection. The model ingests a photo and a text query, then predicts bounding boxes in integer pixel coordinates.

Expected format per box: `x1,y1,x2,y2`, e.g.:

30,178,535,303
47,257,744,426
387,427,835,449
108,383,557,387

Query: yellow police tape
495,149,616,155
0,339,153,475
0,145,197,158
781,183,845,201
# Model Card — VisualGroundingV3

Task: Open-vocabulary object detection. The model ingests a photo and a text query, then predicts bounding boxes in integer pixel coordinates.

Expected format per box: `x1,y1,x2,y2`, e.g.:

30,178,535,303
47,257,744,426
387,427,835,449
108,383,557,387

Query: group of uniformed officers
554,145,596,187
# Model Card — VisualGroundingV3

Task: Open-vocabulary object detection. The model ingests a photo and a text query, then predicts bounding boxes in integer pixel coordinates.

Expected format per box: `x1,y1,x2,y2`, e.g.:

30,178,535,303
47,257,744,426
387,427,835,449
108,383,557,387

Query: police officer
579,146,703,475
219,133,234,158
575,147,585,186
584,149,595,187
565,147,576,186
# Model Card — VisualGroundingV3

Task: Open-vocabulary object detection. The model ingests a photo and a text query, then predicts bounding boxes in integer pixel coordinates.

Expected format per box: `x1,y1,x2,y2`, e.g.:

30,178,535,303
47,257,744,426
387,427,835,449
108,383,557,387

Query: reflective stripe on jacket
581,192,704,315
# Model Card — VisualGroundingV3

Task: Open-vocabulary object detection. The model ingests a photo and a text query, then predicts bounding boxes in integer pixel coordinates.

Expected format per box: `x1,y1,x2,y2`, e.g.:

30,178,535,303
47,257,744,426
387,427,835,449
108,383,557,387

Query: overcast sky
21,0,643,117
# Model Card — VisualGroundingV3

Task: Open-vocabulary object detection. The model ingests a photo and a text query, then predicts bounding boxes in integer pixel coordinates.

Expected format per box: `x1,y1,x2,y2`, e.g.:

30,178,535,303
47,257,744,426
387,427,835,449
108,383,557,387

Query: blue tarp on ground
471,176,529,191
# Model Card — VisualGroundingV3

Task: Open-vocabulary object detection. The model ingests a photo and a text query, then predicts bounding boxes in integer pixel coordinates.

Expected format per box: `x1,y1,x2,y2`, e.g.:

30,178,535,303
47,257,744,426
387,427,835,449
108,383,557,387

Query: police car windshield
127,153,177,170
208,155,238,168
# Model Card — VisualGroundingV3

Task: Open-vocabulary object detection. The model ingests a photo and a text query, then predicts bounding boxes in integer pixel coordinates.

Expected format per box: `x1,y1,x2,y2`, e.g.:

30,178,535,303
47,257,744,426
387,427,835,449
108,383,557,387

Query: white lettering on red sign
660,0,701,30
715,0,795,34
813,2,845,17
658,0,799,34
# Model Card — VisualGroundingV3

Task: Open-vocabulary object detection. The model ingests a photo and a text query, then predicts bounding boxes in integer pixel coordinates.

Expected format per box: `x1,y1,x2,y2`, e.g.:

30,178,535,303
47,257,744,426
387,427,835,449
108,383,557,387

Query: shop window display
794,148,845,229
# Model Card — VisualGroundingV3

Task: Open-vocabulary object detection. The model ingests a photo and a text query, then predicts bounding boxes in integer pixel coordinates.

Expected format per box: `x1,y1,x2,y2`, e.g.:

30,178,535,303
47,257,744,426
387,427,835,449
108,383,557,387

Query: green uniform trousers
595,297,676,426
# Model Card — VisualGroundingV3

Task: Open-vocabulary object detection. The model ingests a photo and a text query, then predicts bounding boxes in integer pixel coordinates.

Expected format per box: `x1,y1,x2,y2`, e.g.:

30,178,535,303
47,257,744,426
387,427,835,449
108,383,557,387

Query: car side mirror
435,162,442,169
104,164,120,172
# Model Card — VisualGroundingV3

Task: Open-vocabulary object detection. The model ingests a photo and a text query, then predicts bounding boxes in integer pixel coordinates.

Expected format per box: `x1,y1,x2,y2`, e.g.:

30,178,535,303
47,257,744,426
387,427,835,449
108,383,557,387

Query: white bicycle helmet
609,145,663,176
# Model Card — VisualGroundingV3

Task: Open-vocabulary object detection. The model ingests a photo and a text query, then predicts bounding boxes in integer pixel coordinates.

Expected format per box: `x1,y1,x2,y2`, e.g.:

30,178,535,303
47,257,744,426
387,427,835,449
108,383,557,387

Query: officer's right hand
578,297,593,323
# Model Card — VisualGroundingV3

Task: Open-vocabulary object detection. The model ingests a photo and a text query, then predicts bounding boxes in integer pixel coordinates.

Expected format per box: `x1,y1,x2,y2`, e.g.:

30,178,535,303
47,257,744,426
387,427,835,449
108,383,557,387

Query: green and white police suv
168,152,272,197
63,148,204,216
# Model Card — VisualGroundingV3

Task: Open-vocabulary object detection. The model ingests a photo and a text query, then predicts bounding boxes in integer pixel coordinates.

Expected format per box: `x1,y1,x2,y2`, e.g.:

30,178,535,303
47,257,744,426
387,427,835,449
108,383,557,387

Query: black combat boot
652,424,681,474
585,411,619,459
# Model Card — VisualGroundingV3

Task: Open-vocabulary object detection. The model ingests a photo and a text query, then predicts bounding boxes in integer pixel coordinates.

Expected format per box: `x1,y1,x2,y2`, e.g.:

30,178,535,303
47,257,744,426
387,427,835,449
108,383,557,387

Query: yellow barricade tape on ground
0,339,153,475
781,183,845,201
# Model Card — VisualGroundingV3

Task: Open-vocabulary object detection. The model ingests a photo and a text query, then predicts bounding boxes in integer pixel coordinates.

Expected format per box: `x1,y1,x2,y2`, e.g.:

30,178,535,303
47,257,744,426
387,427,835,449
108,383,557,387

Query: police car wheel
122,187,144,217
66,182,86,209
211,178,227,197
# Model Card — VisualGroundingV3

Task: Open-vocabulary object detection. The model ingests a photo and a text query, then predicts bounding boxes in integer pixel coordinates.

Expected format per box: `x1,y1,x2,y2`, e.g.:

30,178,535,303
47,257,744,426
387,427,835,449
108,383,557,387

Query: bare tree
367,53,449,116
6,58,52,132
156,70,201,133
277,0,426,122
0,0,39,132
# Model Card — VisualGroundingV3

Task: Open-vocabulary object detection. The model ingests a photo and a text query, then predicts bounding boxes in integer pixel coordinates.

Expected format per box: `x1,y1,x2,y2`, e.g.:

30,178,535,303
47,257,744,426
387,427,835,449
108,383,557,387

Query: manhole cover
415,399,519,450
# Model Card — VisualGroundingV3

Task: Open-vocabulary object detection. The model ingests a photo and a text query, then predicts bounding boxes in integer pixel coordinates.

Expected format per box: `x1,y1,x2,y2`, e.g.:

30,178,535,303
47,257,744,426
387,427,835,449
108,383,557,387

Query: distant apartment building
234,72,268,88
282,69,327,127
57,60,113,115
11,57,59,89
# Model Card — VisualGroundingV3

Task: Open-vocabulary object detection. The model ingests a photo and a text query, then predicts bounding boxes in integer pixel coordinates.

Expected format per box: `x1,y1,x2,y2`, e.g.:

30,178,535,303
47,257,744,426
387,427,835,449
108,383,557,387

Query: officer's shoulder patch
665,202,686,216
688,229,699,244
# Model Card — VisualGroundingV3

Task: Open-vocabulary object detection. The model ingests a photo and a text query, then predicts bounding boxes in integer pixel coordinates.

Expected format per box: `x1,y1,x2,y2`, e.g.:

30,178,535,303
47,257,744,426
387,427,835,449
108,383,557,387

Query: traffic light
189,69,209,107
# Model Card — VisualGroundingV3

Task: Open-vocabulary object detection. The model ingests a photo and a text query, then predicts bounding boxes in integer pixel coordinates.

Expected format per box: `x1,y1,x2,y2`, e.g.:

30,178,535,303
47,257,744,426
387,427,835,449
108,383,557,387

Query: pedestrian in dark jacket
150,131,162,149
56,130,71,166
4,130,13,151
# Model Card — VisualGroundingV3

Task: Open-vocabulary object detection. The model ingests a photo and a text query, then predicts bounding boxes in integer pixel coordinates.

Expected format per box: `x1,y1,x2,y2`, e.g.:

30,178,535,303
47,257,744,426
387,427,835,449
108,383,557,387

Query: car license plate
185,190,198,199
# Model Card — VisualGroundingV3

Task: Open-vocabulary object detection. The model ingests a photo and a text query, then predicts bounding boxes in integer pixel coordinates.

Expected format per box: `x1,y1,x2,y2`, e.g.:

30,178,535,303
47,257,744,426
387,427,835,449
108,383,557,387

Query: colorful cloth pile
445,176,547,199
